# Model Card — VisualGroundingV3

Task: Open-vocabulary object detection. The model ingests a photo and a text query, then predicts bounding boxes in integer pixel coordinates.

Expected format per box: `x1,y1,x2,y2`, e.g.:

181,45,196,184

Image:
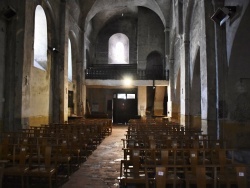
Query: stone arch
69,30,79,81
145,51,163,80
68,30,80,116
183,0,195,41
28,1,58,126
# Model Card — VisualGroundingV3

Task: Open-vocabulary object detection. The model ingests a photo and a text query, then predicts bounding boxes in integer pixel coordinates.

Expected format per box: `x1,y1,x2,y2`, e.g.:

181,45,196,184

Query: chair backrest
128,140,135,148
44,146,52,169
212,149,228,167
196,166,206,188
189,150,198,165
161,149,169,165
189,150,198,173
0,141,10,159
236,166,247,188
149,139,156,149
155,166,166,188
172,140,178,149
18,146,27,167
192,139,200,149
132,149,140,178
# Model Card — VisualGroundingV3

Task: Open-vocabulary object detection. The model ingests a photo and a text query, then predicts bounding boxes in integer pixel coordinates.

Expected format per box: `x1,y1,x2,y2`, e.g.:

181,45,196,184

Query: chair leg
21,175,24,188
49,176,52,188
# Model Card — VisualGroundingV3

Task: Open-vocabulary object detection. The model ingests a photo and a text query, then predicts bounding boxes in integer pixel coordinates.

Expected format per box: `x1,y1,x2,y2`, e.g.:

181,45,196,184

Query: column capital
164,27,170,32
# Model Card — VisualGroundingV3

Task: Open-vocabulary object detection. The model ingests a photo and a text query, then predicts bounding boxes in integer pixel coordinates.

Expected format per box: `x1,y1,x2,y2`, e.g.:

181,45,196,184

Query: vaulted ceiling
73,0,171,39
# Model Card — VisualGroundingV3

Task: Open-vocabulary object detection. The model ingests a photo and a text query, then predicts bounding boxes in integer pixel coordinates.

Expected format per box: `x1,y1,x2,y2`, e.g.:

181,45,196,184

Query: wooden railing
85,64,167,80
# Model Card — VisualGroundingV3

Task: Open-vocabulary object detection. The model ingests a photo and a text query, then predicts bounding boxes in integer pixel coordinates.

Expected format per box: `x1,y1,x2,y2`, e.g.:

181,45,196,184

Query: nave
1,120,250,188
62,125,126,188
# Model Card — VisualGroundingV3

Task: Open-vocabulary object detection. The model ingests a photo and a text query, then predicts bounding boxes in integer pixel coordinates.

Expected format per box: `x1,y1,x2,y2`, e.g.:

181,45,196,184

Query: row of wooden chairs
0,118,113,187
119,121,249,188
1,145,55,188
119,148,248,188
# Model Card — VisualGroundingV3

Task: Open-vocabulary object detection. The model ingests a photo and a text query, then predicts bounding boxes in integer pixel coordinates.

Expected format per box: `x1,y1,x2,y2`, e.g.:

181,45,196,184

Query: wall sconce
48,46,59,53
123,76,132,86
211,6,237,26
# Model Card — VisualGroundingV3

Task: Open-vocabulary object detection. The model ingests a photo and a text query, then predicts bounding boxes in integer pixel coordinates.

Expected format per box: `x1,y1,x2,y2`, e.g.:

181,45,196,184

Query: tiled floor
61,125,127,188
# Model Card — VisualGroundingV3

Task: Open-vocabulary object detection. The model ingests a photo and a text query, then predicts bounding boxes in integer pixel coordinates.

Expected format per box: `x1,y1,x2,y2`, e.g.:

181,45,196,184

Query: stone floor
61,124,127,188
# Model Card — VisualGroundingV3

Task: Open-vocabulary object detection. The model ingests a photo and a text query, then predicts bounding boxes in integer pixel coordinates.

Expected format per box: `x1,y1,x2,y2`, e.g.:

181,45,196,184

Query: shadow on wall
231,93,250,122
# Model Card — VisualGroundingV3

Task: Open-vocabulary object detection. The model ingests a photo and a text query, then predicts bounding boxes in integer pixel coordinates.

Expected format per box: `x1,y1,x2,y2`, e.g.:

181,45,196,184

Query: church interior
0,0,250,187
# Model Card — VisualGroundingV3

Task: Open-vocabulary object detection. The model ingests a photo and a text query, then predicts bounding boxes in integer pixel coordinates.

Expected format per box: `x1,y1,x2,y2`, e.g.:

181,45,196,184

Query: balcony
85,64,167,80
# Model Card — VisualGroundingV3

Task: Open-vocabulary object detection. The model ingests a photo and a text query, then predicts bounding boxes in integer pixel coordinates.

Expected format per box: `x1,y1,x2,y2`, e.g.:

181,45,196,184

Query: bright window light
109,33,129,64
114,42,125,63
127,94,135,99
68,38,72,82
117,93,126,99
34,5,47,70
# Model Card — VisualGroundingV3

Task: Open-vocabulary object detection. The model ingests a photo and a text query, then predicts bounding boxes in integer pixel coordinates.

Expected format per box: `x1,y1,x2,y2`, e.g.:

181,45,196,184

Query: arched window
68,38,72,82
108,33,129,64
34,5,47,70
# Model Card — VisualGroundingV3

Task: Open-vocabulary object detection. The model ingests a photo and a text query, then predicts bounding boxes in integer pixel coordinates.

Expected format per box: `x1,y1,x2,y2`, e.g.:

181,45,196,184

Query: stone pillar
58,1,68,123
211,0,227,139
165,28,170,80
201,0,217,121
167,59,175,118
76,61,83,116
198,0,217,138
138,86,147,117
180,36,190,127
2,13,16,131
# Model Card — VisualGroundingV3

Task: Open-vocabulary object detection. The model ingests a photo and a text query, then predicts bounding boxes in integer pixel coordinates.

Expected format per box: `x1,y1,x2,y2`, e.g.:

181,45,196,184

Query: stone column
138,86,147,117
199,0,217,138
180,36,190,127
211,0,227,138
165,28,170,80
58,1,68,123
167,59,175,118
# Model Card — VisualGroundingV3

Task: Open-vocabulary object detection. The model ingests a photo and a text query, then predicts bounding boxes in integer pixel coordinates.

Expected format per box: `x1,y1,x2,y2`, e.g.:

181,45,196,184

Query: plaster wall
225,0,250,64
87,88,110,113
226,1,250,122
137,7,165,70
29,67,50,126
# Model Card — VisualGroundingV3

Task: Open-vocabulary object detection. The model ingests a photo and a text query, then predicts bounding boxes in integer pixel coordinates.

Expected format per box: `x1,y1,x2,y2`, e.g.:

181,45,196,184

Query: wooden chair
52,139,71,177
119,149,146,187
154,166,183,188
217,165,247,188
185,150,213,188
3,146,29,188
160,149,169,165
27,146,56,188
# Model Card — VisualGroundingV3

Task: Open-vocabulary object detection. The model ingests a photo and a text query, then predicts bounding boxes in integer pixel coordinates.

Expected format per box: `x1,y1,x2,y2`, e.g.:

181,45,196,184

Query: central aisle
62,125,127,188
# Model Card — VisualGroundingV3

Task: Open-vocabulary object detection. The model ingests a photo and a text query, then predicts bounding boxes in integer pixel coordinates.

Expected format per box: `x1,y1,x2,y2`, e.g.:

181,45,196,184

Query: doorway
113,93,138,124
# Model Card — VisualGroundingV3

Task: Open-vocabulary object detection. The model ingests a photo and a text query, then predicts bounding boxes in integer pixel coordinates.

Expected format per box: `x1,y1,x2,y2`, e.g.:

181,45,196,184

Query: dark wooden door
113,98,137,124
